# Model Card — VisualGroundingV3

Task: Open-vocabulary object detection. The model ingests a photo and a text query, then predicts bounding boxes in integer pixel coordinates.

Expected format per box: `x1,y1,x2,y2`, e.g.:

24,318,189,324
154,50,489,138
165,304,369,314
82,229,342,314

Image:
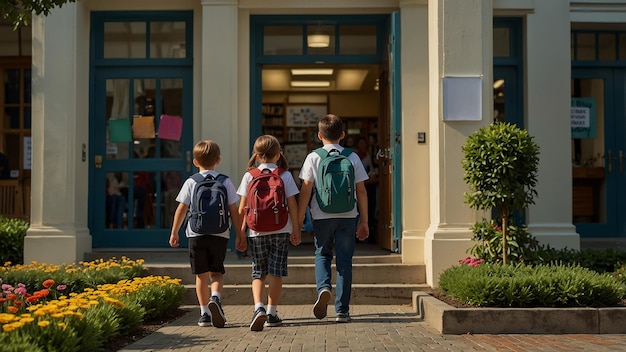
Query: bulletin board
286,104,327,127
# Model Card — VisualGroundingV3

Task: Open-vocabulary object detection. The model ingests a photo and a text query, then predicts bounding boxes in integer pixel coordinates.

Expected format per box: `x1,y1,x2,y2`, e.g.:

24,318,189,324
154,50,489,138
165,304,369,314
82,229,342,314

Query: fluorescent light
291,68,334,76
307,34,330,48
290,81,331,88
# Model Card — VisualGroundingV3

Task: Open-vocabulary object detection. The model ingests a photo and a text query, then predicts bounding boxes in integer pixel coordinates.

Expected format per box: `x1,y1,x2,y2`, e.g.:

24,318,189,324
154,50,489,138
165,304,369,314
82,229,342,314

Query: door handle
186,151,191,172
620,150,623,173
95,155,102,169
608,150,612,173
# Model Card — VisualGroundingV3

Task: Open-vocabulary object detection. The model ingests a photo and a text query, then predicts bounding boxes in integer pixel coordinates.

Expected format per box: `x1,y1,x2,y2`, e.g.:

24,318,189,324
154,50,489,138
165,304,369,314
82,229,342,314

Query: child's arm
230,202,247,252
297,180,314,230
169,202,188,247
287,195,301,246
355,181,369,241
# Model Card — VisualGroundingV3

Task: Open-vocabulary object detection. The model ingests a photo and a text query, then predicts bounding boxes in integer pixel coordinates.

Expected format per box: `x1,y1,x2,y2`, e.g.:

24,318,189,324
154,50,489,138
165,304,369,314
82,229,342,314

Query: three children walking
169,114,369,331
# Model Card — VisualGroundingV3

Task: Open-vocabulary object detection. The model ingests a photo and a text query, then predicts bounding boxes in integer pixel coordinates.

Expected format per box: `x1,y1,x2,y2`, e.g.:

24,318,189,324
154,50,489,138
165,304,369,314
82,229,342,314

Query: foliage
0,217,28,265
0,257,145,293
462,122,540,264
438,262,625,308
536,247,626,273
0,258,185,351
468,217,542,264
1,0,77,29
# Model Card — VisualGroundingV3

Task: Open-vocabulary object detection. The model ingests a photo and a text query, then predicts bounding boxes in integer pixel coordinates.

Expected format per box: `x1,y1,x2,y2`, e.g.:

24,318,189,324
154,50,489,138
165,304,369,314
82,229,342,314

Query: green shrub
439,263,625,307
469,218,542,264
0,216,28,265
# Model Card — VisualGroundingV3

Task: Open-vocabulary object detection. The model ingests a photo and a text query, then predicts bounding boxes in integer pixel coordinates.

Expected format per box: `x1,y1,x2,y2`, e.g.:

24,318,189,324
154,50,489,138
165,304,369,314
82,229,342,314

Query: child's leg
252,276,266,305
195,272,211,306
267,275,283,307
208,271,224,297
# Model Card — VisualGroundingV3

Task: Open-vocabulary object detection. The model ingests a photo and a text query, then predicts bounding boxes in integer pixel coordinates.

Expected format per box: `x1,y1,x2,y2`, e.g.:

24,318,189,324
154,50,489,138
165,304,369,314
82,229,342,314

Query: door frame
571,68,625,238
249,14,401,251
88,11,194,248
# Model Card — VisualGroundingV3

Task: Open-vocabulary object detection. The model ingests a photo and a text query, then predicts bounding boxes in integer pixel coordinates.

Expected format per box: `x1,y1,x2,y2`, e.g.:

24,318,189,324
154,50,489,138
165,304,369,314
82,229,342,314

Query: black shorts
188,235,228,275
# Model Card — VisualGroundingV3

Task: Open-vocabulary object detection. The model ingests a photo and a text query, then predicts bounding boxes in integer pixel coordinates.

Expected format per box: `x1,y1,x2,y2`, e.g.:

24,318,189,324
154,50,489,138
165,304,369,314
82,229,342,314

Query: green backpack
314,148,356,213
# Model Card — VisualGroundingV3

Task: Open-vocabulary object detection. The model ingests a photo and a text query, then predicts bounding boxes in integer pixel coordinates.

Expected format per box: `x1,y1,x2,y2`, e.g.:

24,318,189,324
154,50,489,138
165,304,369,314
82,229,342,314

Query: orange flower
0,298,5,304
7,306,18,313
26,296,38,303
6,294,16,301
14,301,22,308
42,280,55,289
38,289,50,298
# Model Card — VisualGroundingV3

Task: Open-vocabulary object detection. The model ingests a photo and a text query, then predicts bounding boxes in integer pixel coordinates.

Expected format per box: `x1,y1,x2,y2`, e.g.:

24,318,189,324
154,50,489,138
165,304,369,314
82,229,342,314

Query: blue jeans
312,218,356,314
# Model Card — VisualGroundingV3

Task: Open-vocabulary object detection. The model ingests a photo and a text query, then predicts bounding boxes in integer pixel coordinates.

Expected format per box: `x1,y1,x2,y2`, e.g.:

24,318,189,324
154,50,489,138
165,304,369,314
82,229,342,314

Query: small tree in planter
461,122,540,265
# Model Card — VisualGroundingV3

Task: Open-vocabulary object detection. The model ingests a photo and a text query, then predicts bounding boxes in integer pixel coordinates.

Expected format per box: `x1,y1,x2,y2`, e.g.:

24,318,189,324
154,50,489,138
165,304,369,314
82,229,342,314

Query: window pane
104,22,146,58
4,69,20,104
264,26,303,55
106,171,130,229
493,27,510,57
106,79,131,160
150,21,186,58
3,107,19,129
162,170,183,227
4,133,19,175
308,25,335,55
161,78,183,158
493,78,506,123
24,107,31,129
339,25,376,55
598,33,616,61
0,25,18,56
576,33,596,61
23,69,31,103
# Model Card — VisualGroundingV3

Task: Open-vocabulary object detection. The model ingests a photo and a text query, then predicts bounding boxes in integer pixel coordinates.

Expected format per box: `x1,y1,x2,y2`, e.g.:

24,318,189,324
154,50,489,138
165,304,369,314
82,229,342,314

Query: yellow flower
38,320,50,327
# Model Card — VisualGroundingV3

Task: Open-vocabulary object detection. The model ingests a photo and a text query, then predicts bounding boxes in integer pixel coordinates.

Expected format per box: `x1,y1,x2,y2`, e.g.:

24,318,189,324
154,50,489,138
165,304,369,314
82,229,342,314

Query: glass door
90,68,193,247
571,69,626,237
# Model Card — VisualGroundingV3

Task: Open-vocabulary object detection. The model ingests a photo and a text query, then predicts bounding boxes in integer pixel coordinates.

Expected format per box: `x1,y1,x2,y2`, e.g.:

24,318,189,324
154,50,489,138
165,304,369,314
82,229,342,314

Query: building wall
25,0,588,287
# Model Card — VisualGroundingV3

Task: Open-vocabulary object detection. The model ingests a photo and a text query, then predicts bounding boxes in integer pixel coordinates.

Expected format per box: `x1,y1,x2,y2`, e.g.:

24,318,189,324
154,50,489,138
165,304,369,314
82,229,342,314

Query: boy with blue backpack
169,139,246,328
297,114,370,323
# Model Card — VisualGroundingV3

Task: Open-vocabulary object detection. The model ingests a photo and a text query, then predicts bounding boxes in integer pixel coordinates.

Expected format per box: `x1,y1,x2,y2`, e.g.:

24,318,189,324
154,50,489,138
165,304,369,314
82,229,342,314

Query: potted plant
461,122,540,265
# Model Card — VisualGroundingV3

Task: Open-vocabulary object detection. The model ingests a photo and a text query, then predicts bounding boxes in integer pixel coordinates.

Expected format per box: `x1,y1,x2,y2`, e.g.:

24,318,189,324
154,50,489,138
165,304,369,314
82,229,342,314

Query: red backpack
245,168,289,232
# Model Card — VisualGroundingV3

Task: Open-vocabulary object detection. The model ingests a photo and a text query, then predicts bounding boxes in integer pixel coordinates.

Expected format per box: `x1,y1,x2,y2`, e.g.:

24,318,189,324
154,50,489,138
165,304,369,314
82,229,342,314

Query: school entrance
250,14,402,252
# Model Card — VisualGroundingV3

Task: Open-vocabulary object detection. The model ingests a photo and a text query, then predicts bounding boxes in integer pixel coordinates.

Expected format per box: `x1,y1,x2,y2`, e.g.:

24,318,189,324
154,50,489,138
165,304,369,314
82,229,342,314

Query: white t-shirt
237,163,300,237
176,170,240,239
299,144,369,220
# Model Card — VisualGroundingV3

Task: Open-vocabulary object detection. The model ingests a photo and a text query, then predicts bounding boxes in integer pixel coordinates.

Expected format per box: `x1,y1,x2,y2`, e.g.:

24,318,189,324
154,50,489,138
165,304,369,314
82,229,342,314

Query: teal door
89,68,193,247
571,69,626,238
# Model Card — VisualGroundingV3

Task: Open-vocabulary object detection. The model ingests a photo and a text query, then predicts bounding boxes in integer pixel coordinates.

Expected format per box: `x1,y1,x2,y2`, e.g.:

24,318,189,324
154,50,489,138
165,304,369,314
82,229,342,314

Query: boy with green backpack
297,114,370,323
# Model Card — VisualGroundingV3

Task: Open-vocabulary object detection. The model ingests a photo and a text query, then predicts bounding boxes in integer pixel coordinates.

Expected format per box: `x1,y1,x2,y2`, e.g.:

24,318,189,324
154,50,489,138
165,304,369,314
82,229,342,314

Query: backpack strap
340,148,353,157
191,173,205,183
314,148,328,158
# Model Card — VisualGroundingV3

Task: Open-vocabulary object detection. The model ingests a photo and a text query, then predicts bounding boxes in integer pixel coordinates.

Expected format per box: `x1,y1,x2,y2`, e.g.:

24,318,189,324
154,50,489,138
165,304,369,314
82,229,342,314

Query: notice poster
109,118,132,143
158,114,183,141
132,116,155,139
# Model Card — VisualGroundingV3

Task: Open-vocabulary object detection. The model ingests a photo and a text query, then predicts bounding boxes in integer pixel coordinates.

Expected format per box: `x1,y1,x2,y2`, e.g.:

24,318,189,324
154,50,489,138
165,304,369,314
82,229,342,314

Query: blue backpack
314,148,356,213
187,173,230,234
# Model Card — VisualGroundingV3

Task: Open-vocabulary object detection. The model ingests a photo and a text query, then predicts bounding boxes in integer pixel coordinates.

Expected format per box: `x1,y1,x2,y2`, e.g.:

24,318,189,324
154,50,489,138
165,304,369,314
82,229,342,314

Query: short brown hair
318,114,344,141
193,140,220,168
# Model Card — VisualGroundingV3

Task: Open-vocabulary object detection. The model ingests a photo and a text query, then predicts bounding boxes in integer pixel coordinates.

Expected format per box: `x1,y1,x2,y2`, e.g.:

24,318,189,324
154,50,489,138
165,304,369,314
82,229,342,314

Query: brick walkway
118,304,626,351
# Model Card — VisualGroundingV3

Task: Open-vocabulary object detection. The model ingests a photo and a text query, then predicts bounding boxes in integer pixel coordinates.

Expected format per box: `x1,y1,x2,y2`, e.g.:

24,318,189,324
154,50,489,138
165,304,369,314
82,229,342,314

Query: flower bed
0,257,185,351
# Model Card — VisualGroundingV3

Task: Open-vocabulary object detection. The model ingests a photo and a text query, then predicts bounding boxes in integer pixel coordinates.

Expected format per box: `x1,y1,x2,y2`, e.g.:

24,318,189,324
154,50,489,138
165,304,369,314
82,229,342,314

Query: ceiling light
291,68,334,75
290,81,331,88
307,34,330,48
493,79,504,89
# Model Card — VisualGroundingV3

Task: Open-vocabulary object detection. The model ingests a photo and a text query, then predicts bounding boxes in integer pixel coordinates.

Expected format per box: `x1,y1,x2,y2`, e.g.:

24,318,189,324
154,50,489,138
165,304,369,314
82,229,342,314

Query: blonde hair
247,135,289,170
193,140,220,169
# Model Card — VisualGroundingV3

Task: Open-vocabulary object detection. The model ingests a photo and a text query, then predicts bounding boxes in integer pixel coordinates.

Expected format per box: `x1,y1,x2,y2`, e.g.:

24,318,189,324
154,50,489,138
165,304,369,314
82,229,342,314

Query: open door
376,12,401,252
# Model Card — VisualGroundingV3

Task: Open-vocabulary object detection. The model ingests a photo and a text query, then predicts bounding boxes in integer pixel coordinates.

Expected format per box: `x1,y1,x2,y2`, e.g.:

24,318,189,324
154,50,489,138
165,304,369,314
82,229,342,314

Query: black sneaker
335,312,351,323
313,288,331,319
264,314,283,327
208,296,226,328
250,307,267,331
197,313,211,327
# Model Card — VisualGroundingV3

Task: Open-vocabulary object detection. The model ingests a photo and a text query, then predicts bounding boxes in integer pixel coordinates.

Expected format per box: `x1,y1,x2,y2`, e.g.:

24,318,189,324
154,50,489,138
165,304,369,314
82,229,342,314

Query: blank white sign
442,76,482,121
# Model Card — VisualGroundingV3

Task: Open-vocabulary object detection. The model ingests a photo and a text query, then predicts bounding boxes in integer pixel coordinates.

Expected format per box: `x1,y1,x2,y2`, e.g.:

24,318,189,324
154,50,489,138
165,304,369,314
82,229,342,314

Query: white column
200,0,241,178
25,2,92,264
525,1,579,250
424,0,493,287
399,0,430,264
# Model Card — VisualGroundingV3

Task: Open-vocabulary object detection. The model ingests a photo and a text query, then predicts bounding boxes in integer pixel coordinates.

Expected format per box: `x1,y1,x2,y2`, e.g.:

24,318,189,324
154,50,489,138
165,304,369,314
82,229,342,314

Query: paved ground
118,304,626,352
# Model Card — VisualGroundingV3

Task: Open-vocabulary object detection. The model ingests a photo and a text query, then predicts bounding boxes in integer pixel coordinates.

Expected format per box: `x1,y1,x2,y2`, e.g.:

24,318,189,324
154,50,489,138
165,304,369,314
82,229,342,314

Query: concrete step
182,283,432,305
143,262,425,285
